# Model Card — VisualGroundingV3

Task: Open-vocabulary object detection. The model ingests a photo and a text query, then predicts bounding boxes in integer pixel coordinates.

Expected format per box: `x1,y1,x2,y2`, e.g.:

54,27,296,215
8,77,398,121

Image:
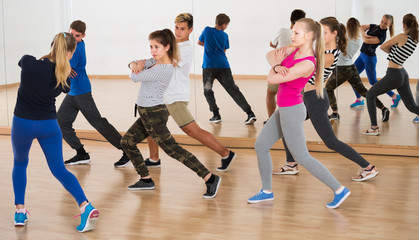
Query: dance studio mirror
0,0,418,147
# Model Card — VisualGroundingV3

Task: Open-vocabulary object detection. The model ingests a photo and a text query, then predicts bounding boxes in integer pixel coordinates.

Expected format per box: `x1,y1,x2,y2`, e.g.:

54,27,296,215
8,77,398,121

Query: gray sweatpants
255,103,341,191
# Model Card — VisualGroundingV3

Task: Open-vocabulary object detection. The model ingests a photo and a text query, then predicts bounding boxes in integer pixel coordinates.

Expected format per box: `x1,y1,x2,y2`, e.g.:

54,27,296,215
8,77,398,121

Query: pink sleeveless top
276,49,316,107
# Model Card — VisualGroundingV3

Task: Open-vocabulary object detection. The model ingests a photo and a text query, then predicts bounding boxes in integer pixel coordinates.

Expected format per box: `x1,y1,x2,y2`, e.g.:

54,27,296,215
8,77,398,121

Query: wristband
273,64,281,73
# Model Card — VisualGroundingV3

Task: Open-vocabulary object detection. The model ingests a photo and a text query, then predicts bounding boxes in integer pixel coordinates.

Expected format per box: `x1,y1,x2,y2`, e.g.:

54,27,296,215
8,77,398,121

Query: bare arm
197,40,204,46
360,24,381,44
381,34,406,53
270,41,277,49
266,49,287,67
267,60,314,84
324,53,334,68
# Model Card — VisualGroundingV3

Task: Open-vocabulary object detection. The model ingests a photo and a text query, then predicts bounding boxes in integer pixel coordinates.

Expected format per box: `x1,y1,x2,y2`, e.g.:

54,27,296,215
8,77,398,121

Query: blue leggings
353,52,395,98
11,116,87,206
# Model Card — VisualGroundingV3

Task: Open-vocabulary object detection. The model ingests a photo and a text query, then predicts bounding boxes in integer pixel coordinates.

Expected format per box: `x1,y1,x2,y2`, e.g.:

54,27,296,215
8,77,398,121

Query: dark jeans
57,93,122,150
366,68,419,126
325,65,385,112
284,89,370,168
202,68,252,114
120,105,210,179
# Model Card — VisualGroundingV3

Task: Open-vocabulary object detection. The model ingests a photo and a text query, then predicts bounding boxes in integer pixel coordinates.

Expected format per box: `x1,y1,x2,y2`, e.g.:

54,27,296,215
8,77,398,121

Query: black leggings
284,89,370,168
366,68,419,126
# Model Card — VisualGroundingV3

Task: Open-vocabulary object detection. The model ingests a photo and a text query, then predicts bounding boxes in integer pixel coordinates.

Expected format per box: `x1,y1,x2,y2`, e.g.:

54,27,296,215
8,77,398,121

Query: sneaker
128,179,155,190
381,107,390,122
144,158,161,168
273,163,299,175
362,127,380,136
247,189,274,203
203,175,221,199
64,153,90,165
350,99,364,108
390,94,401,108
217,151,236,172
114,153,130,168
326,186,351,209
14,209,29,226
328,112,340,121
209,114,222,123
245,112,257,125
76,203,99,233
413,116,419,123
352,165,379,182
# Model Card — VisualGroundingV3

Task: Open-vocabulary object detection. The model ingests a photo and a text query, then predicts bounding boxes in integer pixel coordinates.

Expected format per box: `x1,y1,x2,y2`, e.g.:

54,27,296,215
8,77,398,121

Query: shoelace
16,209,30,216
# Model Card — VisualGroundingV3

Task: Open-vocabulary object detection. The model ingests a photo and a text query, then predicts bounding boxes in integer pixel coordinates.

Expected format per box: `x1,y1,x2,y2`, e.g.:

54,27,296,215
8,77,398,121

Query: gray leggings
366,68,419,126
255,103,341,191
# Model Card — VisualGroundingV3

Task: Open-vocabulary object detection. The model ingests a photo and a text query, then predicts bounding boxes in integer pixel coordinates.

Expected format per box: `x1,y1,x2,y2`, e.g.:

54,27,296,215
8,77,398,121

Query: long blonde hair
298,18,325,97
41,33,76,89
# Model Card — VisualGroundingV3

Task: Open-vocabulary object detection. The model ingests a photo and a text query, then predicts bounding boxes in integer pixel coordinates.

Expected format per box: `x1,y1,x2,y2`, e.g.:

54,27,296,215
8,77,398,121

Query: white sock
335,187,344,195
16,208,26,213
149,158,159,163
262,190,272,194
80,203,89,213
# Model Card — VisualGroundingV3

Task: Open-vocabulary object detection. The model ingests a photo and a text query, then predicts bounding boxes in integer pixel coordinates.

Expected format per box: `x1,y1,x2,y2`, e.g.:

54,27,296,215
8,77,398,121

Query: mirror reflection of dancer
350,15,400,108
276,17,379,182
326,17,390,122
11,33,99,232
142,13,236,172
121,29,221,198
363,14,419,135
248,18,350,209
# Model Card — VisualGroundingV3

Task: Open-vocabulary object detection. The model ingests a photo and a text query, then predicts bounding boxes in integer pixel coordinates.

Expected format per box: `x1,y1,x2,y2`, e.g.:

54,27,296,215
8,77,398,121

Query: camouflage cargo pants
121,104,210,179
326,65,385,112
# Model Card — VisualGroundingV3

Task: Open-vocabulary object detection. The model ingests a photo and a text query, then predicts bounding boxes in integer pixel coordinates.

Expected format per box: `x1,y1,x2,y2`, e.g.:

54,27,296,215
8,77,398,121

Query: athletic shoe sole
326,191,351,209
114,161,130,168
78,209,99,233
245,117,257,125
216,153,237,172
362,131,380,136
273,170,299,175
202,178,222,199
65,160,91,166
352,171,379,182
209,120,222,123
14,220,28,226
247,197,274,204
127,186,156,190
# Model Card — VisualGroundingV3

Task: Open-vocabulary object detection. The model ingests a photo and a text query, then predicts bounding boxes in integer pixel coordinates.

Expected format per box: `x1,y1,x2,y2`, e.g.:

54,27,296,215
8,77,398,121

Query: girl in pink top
248,18,350,209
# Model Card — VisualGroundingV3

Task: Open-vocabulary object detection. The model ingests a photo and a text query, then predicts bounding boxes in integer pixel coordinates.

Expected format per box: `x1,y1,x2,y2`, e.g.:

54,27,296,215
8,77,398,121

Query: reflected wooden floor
0,136,419,239
1,77,419,148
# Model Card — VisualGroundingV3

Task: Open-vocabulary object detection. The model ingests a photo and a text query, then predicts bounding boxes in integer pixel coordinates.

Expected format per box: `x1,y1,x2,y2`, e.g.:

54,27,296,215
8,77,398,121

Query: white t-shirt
271,28,293,49
164,40,193,104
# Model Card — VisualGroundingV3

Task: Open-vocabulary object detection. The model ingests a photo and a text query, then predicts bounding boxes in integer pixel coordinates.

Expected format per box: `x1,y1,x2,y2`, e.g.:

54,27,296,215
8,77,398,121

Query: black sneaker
381,107,390,122
114,153,130,168
64,153,90,165
127,179,155,190
217,151,237,172
245,112,257,125
329,112,340,121
144,158,161,168
209,114,222,123
203,175,221,199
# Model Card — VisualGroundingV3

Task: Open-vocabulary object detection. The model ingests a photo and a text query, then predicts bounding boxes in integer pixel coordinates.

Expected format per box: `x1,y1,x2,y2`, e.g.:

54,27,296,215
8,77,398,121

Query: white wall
1,0,419,85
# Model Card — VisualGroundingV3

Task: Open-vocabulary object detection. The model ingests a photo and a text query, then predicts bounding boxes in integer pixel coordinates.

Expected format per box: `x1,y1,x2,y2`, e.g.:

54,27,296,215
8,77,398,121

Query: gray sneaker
128,179,155,190
202,175,221,199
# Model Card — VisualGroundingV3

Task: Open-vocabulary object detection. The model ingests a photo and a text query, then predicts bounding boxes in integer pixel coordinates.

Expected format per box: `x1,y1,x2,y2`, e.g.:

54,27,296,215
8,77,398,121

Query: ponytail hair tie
62,32,66,38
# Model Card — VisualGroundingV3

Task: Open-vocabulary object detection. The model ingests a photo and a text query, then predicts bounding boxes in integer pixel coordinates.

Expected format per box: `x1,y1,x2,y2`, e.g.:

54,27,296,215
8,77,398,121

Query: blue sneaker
247,189,274,203
391,94,401,108
326,186,351,209
76,203,99,233
14,209,29,226
350,99,364,108
413,116,419,123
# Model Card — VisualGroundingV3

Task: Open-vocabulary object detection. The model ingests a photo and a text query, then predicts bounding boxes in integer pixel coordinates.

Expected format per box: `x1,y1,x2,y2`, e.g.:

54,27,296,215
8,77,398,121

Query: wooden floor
0,136,419,239
0,77,418,239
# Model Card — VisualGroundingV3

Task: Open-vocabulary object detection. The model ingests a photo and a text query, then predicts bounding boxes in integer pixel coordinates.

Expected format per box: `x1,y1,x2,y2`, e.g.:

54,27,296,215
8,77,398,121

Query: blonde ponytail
314,22,325,98
41,32,76,89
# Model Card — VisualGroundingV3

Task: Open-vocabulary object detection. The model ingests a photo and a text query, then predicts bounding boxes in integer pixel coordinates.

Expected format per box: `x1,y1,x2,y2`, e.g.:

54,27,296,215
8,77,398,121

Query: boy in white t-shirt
115,13,236,172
